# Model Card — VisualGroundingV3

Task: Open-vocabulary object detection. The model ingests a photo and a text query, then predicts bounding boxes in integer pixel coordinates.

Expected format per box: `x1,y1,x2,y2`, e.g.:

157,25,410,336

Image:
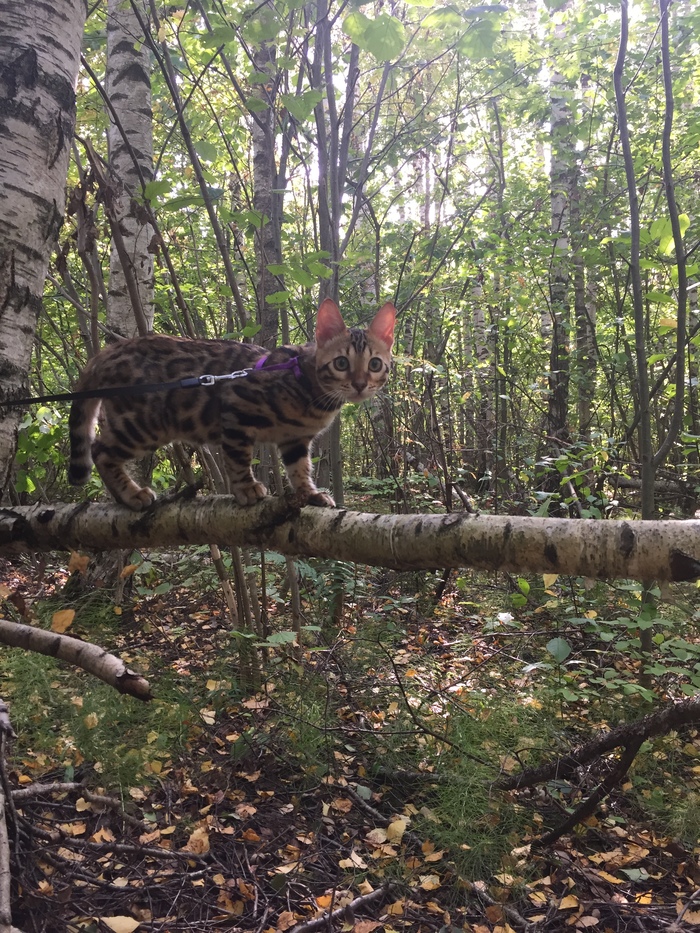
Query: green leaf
287,267,315,288
546,637,571,664
233,208,267,229
196,140,218,163
245,96,270,112
458,18,498,59
242,6,281,42
342,11,406,61
422,7,463,30
646,290,674,304
198,25,238,49
263,630,297,646
281,89,323,122
143,179,172,202
160,194,206,212
305,260,333,278
266,290,291,305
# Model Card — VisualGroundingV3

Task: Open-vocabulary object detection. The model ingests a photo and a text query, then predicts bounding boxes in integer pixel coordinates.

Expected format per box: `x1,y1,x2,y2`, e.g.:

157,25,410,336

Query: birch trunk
105,0,155,337
1,499,699,583
0,0,88,496
251,37,282,349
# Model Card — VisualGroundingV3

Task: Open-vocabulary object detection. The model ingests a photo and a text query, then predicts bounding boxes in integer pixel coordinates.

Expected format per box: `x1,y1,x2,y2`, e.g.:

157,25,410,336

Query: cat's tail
68,396,101,486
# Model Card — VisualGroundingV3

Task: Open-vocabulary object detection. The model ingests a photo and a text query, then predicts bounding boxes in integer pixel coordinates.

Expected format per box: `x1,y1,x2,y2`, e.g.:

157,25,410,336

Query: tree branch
0,620,152,701
1,497,700,582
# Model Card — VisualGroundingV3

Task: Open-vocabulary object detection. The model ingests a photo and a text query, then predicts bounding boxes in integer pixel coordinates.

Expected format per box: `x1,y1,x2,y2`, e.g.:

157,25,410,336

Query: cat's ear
368,302,397,351
315,298,347,346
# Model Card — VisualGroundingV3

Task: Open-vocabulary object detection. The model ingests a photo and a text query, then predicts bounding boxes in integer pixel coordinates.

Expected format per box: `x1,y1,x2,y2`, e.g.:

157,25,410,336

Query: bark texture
105,0,155,336
1,498,699,582
0,618,152,700
0,0,88,494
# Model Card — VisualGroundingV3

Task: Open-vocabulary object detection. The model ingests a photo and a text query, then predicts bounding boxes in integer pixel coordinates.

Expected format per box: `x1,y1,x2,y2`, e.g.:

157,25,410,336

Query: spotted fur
68,299,396,510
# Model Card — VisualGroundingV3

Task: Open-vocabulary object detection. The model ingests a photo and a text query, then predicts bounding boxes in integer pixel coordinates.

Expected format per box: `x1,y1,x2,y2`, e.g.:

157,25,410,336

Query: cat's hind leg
221,434,267,505
91,424,157,510
279,439,335,507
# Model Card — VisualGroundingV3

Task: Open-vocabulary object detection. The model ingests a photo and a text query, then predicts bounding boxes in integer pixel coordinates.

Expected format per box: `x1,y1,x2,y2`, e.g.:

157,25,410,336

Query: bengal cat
68,299,396,510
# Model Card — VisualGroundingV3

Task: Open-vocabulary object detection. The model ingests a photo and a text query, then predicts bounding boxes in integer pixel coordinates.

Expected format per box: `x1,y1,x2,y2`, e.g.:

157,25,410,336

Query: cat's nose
352,379,367,395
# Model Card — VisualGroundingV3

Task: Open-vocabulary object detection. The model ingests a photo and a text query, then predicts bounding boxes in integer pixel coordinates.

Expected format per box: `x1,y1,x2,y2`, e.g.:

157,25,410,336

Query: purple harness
253,355,303,379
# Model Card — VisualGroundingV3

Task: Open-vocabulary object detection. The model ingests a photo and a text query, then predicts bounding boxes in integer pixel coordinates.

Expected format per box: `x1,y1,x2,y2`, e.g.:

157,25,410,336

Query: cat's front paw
233,481,268,506
306,491,335,508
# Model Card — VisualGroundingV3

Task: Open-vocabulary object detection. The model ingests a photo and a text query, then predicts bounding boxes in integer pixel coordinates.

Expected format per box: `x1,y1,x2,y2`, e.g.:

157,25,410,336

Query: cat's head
314,299,396,403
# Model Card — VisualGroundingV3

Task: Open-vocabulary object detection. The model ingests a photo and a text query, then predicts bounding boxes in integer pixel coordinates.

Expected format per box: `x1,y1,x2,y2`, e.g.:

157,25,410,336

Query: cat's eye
368,357,384,373
334,356,350,371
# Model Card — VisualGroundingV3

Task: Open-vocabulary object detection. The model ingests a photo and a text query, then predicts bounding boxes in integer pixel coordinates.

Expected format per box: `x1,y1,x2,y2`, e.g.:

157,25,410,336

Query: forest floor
1,550,700,933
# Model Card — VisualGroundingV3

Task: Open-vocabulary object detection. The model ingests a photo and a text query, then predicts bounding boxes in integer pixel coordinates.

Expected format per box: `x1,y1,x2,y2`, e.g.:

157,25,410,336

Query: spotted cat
68,299,396,510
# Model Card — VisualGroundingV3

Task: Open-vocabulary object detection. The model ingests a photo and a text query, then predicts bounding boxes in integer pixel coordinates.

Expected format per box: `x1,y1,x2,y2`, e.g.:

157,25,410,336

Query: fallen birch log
1,496,699,582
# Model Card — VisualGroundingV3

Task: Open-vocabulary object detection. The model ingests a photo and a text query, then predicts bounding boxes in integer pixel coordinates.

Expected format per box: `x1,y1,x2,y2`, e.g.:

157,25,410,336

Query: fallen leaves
51,609,75,633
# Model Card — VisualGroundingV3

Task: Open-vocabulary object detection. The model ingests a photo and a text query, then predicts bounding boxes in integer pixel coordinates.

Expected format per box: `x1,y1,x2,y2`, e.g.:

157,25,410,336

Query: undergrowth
2,553,700,886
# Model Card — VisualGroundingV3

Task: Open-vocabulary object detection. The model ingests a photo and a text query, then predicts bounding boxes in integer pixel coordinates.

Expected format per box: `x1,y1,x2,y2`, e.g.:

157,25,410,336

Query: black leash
3,355,303,408
3,372,249,408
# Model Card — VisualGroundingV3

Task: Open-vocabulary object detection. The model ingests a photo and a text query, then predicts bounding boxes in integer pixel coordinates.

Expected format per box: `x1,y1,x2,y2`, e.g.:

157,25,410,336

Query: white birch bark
0,0,88,496
0,619,152,700
1,498,699,584
105,0,154,337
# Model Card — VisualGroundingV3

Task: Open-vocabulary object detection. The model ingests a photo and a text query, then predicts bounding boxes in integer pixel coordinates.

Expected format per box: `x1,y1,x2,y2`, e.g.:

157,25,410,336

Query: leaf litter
2,556,700,932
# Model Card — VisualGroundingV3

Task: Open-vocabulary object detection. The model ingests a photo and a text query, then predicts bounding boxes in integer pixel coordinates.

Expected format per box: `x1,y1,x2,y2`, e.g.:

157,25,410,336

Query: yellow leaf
120,563,139,579
354,922,382,933
60,822,86,836
559,894,579,909
594,870,624,885
51,609,75,633
386,819,407,843
157,23,167,41
424,849,445,862
338,851,367,869
276,910,297,931
543,574,558,588
386,899,405,915
68,551,90,574
419,874,441,891
182,826,210,855
75,797,91,812
101,918,140,933
84,712,99,730
659,318,677,328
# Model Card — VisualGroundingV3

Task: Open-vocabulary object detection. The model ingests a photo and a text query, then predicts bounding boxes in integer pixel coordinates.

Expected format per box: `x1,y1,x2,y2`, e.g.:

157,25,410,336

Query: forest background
1,0,700,930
